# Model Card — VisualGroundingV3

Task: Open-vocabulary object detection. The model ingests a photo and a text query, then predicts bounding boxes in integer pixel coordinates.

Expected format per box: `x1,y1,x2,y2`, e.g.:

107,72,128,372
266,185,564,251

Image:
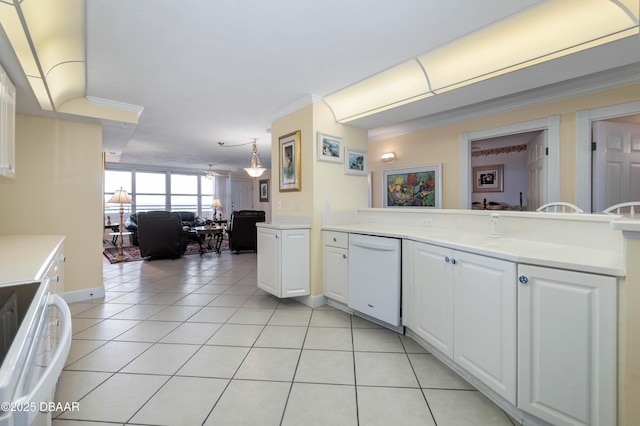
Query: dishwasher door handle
350,239,398,252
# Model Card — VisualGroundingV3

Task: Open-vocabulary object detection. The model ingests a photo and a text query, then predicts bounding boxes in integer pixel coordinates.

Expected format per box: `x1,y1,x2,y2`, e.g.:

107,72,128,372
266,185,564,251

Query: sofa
136,211,189,259
125,211,204,246
224,210,266,254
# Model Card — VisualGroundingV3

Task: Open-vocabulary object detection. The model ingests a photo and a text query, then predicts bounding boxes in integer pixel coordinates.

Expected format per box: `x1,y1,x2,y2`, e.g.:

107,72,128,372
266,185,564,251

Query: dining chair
536,202,584,213
602,202,640,218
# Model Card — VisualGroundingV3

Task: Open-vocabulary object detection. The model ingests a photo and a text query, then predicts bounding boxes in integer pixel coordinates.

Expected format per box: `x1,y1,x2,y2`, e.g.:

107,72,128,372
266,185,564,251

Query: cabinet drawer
323,231,348,249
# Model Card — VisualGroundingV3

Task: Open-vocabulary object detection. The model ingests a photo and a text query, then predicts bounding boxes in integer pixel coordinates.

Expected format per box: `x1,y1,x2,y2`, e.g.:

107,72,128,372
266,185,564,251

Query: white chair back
536,202,584,213
602,202,640,218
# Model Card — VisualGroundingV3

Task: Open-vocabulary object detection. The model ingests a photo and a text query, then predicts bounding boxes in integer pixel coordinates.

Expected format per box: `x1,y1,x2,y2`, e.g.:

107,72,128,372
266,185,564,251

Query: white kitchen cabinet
0,63,15,180
256,224,309,298
322,231,348,303
517,264,616,426
410,242,517,404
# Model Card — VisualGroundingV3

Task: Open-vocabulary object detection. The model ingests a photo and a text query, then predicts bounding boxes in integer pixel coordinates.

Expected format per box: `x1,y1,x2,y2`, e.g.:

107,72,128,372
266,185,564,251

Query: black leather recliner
225,210,266,254
136,211,188,259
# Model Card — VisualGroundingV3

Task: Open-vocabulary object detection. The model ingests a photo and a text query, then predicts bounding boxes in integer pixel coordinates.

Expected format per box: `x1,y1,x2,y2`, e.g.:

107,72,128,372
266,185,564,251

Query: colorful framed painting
472,164,504,193
383,164,442,208
344,148,367,176
317,132,342,163
279,130,301,192
259,179,269,202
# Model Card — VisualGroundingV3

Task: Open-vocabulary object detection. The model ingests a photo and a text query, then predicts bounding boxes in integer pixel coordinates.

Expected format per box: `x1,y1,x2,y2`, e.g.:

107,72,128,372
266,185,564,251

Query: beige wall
271,101,368,295
369,84,640,208
0,115,104,295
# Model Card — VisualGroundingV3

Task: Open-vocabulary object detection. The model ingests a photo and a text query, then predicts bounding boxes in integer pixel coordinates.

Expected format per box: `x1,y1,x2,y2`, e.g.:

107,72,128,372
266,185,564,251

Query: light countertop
323,224,624,276
0,235,65,285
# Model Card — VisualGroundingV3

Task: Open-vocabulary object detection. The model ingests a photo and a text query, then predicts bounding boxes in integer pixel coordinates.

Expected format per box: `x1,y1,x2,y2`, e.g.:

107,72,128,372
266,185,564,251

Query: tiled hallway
53,251,517,425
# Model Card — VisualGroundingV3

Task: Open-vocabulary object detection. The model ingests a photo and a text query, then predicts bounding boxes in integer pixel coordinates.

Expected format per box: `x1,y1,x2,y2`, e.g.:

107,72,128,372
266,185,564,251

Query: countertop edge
322,225,625,277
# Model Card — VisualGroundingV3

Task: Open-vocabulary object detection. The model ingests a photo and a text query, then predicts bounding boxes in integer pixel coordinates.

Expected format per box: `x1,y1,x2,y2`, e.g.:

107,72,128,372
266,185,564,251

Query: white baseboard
62,286,106,304
293,294,327,309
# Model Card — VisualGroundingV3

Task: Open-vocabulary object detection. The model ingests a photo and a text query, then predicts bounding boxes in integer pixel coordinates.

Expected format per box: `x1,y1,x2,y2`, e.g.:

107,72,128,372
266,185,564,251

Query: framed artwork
279,130,301,192
472,164,504,193
383,164,442,208
344,148,367,175
317,132,342,163
259,179,269,202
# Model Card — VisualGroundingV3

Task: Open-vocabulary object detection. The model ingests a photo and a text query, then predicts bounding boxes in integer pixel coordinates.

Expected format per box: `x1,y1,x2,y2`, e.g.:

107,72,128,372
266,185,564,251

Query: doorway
460,116,560,209
230,179,254,212
591,116,640,211
576,101,640,211
470,131,544,211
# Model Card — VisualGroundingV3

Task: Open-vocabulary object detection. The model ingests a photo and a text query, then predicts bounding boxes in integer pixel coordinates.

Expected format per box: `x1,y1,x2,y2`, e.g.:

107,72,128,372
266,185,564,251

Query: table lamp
107,187,133,262
211,198,222,220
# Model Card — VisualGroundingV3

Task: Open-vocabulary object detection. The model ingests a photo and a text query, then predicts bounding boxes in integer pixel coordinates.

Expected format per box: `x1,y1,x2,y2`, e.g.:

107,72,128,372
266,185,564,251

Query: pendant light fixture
244,140,266,178
218,139,266,178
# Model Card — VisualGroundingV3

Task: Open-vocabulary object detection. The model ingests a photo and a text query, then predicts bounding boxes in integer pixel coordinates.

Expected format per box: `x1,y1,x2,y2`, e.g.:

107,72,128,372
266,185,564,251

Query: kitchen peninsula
322,208,636,426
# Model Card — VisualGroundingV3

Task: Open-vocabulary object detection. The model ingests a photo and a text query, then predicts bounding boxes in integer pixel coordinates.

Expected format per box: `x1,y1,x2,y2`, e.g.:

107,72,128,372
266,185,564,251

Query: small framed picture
344,148,367,175
280,130,301,192
317,132,343,163
259,179,269,202
472,164,504,193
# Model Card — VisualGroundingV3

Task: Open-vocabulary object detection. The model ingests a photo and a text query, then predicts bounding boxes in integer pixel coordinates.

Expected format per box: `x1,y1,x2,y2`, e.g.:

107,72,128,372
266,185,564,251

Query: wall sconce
381,152,396,163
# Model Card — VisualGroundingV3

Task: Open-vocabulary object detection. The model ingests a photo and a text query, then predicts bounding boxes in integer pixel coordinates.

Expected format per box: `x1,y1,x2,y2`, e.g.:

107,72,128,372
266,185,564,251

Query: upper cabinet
0,63,15,180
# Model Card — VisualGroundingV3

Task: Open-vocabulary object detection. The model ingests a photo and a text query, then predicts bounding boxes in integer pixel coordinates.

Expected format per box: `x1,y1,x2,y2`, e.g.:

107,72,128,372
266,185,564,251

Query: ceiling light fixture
205,164,216,179
323,0,639,123
217,139,266,178
245,140,266,178
0,0,140,123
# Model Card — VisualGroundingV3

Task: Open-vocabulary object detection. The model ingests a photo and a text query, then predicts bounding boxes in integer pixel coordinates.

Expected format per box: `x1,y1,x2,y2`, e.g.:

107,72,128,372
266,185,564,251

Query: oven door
0,293,71,426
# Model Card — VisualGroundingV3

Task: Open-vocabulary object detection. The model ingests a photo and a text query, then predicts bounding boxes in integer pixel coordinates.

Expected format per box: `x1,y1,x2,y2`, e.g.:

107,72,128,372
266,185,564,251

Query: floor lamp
107,187,133,263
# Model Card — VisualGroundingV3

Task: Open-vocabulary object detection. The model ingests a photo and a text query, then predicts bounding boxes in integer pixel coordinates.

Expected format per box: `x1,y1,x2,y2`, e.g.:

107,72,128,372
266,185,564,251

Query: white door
517,265,616,426
592,121,640,212
412,242,454,357
230,180,254,212
526,130,547,211
453,251,516,404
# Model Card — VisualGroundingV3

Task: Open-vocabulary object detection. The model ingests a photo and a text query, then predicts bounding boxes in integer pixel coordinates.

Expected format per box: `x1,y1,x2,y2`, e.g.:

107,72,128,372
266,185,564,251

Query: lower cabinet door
323,245,348,303
412,243,454,358
453,251,516,404
517,264,616,426
256,228,281,297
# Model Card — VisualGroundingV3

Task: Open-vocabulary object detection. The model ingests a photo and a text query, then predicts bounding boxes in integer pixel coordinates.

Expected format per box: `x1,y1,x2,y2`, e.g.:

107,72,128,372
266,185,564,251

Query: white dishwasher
348,233,402,333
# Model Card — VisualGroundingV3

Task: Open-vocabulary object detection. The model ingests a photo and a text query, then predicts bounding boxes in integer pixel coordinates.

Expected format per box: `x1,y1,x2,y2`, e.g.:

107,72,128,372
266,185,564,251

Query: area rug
103,239,229,263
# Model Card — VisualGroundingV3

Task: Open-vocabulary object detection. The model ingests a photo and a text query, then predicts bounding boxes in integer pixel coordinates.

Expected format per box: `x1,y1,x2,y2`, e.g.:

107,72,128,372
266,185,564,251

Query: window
103,168,218,222
170,174,197,213
104,170,133,224
135,172,166,212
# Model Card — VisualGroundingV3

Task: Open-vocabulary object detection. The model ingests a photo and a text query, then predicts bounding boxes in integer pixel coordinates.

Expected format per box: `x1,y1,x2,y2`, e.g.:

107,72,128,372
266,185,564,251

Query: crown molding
267,94,322,123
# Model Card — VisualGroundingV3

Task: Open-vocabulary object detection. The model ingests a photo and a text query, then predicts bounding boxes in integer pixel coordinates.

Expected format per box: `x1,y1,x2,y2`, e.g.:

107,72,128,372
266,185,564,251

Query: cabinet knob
451,258,457,265
444,256,450,263
275,235,279,239
333,237,337,242
342,254,347,259
519,276,529,285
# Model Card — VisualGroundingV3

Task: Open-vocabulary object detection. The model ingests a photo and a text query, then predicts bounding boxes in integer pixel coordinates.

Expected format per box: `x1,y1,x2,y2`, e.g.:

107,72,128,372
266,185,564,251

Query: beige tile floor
53,251,519,426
